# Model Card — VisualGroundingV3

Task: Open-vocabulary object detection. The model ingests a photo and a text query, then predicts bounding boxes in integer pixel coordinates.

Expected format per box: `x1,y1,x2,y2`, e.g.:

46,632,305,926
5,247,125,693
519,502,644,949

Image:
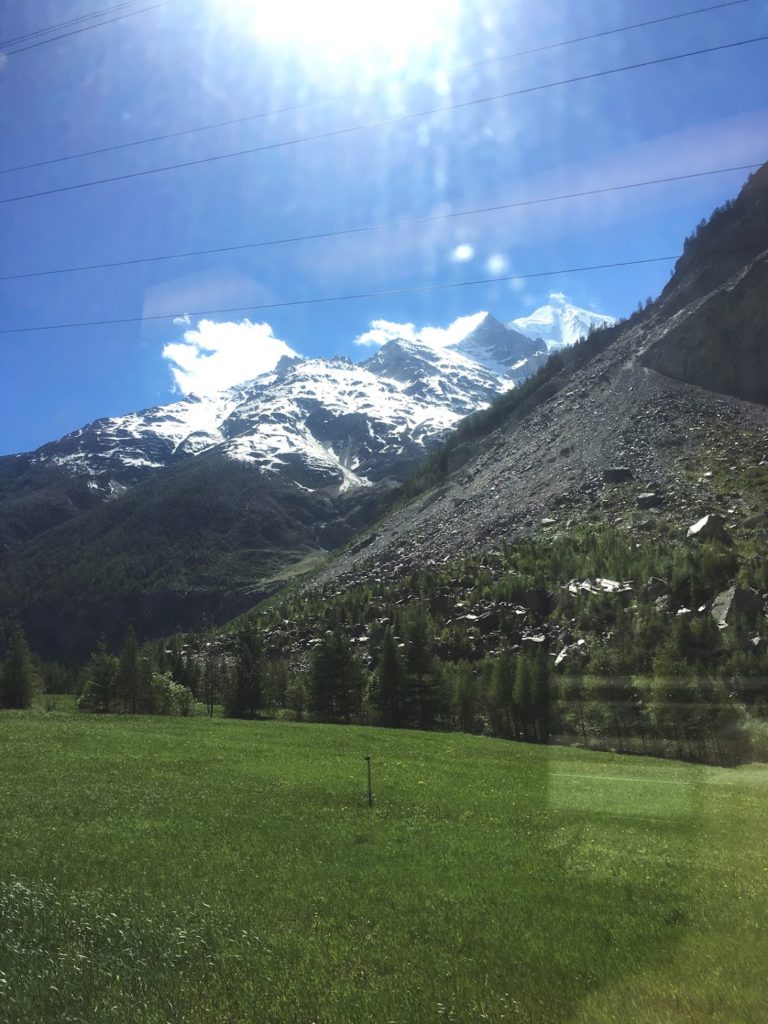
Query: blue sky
1,0,766,454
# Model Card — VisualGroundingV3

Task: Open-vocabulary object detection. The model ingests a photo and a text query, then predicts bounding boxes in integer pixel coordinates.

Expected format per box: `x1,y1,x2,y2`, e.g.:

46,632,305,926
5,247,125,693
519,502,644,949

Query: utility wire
0,0,753,176
2,36,765,208
2,0,175,57
0,256,684,334
0,1,156,48
1,162,760,282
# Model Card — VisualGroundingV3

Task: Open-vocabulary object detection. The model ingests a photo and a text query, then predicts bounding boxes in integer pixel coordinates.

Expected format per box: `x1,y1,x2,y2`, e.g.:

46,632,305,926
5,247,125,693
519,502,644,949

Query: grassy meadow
1,704,767,1023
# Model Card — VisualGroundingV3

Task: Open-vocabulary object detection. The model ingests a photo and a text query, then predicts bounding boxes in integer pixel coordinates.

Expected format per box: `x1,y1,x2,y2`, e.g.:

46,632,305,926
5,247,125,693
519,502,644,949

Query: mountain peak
510,296,615,349
454,311,545,377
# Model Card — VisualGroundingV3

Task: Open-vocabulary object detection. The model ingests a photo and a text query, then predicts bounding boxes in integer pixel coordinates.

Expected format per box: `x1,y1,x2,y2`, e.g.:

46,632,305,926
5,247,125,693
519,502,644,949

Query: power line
1,162,760,282
0,256,683,334
2,35,765,207
2,0,175,57
0,1,156,49
0,0,753,177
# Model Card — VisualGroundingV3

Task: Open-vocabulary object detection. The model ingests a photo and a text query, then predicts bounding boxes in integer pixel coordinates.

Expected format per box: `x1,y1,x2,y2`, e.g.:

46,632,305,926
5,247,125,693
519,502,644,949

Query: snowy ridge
17,299,612,500
511,294,616,349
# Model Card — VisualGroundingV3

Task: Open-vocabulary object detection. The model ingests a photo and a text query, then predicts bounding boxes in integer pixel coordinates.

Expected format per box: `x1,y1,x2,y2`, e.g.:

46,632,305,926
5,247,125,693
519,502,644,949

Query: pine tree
225,622,263,718
403,605,434,729
116,626,140,714
202,649,226,718
0,625,35,709
309,629,361,723
492,650,515,737
81,637,119,712
513,651,535,740
374,627,405,727
530,648,551,743
455,662,478,733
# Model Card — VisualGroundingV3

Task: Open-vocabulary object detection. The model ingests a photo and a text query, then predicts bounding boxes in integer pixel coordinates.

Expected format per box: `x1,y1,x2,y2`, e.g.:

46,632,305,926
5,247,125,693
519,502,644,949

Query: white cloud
449,243,475,263
420,312,487,348
163,319,298,395
354,319,417,348
354,311,487,349
172,314,191,326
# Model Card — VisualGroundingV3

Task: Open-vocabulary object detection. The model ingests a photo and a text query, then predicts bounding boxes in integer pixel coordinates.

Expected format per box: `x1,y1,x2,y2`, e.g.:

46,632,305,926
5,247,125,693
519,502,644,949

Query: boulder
554,639,588,669
637,492,663,509
643,577,670,600
687,514,731,543
524,588,553,616
567,578,632,596
476,610,500,634
603,467,634,484
710,585,762,630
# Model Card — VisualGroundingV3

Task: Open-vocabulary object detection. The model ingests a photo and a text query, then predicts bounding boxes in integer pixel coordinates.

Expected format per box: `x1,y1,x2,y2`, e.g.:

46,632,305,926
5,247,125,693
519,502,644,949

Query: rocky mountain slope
308,166,768,595
641,254,768,404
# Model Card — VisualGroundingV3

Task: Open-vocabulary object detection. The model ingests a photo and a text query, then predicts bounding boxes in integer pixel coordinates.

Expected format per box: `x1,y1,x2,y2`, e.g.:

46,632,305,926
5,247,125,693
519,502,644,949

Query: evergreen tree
202,649,226,718
514,651,535,740
374,627,406,727
225,622,263,718
117,626,140,714
556,674,589,745
530,648,551,743
0,625,35,709
697,675,748,766
285,674,308,721
648,662,703,760
492,650,516,737
136,652,155,714
263,659,289,712
309,629,361,723
403,605,434,729
583,675,638,751
454,662,479,733
80,637,119,712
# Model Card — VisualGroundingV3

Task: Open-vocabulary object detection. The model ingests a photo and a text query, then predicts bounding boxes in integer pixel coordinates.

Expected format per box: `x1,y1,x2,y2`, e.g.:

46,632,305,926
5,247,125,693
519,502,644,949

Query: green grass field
1,706,767,1023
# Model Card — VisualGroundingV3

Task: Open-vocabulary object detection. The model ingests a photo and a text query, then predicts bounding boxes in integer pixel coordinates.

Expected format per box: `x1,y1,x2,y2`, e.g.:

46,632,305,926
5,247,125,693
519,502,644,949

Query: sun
222,0,461,74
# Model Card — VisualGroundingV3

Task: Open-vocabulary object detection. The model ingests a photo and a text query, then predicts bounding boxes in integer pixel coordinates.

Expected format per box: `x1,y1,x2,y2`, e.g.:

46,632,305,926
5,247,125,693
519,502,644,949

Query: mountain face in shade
453,313,548,377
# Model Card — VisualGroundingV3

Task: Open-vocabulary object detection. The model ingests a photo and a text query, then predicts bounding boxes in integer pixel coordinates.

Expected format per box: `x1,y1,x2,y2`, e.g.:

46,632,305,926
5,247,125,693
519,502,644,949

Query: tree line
3,523,766,767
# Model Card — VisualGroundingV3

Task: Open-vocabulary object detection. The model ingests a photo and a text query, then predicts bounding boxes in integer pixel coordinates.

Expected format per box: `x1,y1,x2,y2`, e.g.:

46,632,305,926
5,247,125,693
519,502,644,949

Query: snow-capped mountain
511,293,616,349
22,342,517,502
0,298,614,654
0,299,613,562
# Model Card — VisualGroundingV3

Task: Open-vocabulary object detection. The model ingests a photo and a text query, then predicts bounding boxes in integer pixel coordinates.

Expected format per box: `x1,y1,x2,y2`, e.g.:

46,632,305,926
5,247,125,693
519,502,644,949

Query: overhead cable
0,256,684,334
0,0,754,176
2,35,765,207
1,162,760,282
0,1,157,48
2,0,176,57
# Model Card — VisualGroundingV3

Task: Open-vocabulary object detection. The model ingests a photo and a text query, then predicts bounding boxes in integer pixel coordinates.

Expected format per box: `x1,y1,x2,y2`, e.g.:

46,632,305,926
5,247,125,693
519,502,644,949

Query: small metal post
364,755,373,807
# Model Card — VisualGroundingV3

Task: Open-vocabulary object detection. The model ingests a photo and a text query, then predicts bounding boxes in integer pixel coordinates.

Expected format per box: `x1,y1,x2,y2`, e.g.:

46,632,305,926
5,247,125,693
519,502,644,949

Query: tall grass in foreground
1,709,767,1023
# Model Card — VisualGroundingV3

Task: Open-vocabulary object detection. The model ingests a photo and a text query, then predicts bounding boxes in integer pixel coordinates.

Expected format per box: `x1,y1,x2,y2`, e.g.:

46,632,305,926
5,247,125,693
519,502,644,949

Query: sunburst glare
219,0,462,76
